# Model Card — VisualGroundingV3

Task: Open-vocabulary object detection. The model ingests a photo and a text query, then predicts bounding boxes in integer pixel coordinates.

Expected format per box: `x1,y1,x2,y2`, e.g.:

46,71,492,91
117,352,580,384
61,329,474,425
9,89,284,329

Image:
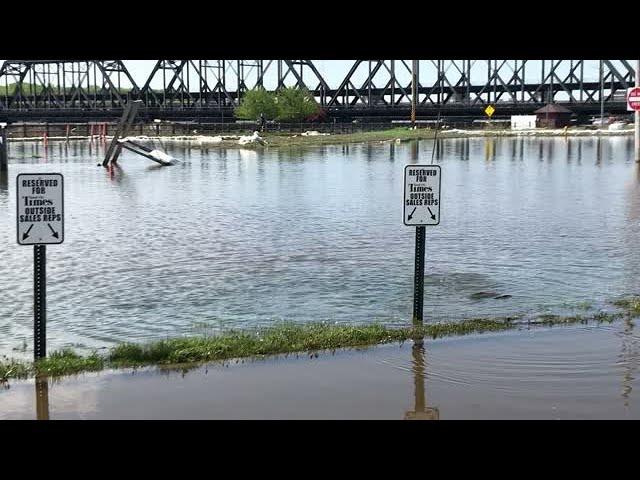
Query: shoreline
3,321,633,419
4,126,634,148
2,296,639,383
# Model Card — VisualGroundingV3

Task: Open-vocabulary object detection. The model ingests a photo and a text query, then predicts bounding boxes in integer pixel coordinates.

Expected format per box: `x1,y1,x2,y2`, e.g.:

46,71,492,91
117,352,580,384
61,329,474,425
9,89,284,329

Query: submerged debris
301,131,329,137
238,131,267,145
147,149,176,164
470,291,499,299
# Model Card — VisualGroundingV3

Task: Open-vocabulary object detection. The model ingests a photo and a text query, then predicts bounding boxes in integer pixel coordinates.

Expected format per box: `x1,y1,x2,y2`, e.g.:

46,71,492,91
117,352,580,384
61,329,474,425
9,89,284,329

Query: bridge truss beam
0,60,635,119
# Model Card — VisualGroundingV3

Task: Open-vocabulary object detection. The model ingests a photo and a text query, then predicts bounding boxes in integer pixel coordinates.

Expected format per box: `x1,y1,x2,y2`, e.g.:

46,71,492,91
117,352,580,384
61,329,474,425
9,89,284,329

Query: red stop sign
628,87,640,111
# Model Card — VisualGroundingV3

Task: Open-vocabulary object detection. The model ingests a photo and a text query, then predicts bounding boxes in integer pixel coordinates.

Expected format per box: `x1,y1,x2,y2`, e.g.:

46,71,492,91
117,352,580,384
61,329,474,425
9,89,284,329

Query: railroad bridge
0,60,635,122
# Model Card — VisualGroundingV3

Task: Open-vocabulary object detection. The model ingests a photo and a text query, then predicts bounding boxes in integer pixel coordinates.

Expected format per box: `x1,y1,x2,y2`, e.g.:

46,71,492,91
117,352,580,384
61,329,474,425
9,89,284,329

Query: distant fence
4,119,513,139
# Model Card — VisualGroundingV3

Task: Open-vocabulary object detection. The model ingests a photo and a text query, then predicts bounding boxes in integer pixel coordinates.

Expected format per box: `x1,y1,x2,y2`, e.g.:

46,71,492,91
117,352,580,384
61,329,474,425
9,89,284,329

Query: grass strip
2,302,634,383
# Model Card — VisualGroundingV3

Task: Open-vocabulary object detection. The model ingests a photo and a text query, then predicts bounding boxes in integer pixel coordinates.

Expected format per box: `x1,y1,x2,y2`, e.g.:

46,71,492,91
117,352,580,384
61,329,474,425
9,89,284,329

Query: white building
510,115,537,130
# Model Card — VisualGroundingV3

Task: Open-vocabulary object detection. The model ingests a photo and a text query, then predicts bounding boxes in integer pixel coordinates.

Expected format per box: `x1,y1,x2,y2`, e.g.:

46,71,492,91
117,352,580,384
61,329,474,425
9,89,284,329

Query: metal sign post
34,245,47,359
0,123,7,172
413,226,426,323
16,173,64,360
404,165,441,324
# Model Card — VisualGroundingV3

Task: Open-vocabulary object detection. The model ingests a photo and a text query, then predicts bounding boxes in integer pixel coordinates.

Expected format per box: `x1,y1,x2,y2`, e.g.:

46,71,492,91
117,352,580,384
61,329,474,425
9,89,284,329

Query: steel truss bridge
0,60,636,122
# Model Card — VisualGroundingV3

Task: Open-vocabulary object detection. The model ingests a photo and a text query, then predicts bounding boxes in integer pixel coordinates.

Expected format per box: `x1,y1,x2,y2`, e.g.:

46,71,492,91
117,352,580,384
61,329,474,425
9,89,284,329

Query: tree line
235,87,323,122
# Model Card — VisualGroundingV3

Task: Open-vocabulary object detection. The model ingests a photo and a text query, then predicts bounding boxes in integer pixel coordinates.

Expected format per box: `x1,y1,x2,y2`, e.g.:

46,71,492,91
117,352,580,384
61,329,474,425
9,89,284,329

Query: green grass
35,349,104,377
611,296,640,315
0,349,104,382
531,311,621,326
1,319,517,381
108,318,518,367
191,125,633,150
1,300,637,383
0,357,32,381
233,127,438,148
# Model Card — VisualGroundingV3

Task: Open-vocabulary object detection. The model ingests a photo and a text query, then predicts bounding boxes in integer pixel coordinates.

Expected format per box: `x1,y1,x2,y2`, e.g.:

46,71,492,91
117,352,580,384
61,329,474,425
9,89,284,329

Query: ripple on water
377,324,637,402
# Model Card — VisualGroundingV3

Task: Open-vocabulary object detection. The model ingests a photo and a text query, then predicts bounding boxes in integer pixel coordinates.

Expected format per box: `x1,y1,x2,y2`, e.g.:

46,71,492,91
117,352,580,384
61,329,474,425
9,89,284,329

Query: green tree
274,87,320,122
234,87,278,120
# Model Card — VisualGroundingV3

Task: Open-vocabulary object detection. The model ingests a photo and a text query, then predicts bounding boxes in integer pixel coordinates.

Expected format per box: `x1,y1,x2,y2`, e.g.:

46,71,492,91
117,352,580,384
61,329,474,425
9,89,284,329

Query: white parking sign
16,173,64,245
404,165,441,226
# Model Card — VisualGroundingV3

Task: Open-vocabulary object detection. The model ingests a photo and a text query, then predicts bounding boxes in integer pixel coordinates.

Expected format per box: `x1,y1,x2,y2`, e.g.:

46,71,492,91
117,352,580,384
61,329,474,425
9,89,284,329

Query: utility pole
600,60,605,128
0,123,7,172
411,60,418,127
636,60,639,162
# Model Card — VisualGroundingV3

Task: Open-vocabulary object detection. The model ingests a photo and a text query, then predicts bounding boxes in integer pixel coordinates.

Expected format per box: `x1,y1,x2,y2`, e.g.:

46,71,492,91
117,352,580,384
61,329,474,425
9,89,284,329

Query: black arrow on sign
47,223,59,239
22,224,34,241
427,207,436,221
407,207,417,221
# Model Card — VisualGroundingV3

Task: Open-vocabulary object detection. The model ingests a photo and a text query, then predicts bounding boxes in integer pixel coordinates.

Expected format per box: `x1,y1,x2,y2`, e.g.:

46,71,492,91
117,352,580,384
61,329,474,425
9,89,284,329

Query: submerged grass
0,349,104,382
611,296,640,316
531,311,621,326
35,349,104,377
0,357,32,382
253,127,437,148
176,125,630,150
2,298,639,382
108,318,517,367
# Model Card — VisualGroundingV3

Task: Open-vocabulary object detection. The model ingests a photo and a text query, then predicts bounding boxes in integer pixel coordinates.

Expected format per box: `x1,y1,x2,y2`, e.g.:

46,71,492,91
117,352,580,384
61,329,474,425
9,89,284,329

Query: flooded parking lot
1,136,639,358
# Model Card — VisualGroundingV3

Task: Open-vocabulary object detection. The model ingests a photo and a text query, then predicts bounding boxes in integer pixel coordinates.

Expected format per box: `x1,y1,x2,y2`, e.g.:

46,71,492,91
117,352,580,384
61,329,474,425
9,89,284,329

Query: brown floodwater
2,321,639,419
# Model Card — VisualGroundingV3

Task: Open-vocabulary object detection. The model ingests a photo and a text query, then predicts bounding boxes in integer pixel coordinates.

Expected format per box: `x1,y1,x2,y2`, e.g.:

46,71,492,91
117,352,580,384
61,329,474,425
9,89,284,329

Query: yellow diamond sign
484,105,495,118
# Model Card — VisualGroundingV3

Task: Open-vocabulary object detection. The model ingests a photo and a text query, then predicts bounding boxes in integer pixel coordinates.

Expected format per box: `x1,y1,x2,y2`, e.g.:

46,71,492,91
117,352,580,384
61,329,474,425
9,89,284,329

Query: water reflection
404,339,439,420
618,318,636,407
484,138,495,162
538,141,543,161
366,143,373,161
107,163,125,183
578,139,582,162
410,140,419,161
0,169,8,194
35,377,50,420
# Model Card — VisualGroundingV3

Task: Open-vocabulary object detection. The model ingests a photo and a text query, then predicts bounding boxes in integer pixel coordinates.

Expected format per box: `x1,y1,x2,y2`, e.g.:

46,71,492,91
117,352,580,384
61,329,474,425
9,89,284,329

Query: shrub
234,87,278,120
274,87,320,122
